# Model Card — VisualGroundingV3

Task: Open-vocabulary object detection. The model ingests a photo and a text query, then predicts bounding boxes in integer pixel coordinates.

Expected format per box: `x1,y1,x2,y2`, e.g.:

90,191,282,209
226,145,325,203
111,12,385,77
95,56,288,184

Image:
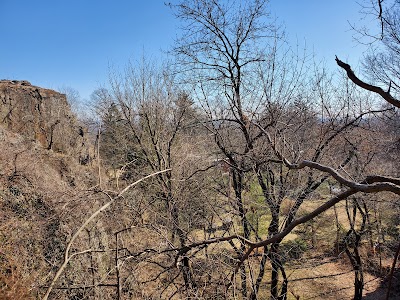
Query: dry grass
0,126,102,298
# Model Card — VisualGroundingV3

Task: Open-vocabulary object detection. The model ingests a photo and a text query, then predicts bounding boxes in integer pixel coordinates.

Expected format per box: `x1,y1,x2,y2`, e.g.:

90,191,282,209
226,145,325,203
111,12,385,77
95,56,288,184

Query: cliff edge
0,80,84,153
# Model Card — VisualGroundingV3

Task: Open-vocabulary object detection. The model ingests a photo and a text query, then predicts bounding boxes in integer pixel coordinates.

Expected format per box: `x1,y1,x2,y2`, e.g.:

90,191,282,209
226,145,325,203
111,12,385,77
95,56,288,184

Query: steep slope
0,82,99,299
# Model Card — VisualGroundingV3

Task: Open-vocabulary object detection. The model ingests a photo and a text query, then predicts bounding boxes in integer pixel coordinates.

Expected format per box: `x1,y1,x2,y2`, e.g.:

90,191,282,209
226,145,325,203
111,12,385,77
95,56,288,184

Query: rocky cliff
0,81,100,299
0,80,84,153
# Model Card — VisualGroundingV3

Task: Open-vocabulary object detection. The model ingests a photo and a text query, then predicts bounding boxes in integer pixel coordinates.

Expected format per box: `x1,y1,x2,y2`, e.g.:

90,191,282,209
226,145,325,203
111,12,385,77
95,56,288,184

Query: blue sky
0,0,374,101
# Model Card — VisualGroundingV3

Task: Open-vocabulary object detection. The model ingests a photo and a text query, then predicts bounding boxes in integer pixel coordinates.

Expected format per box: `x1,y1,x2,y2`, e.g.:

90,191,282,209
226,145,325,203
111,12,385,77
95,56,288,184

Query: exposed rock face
0,80,81,153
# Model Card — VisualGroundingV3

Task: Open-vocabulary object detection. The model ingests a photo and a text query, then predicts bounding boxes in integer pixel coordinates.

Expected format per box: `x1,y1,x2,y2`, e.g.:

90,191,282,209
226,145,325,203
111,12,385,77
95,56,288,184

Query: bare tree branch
291,160,400,195
335,56,400,108
42,169,171,300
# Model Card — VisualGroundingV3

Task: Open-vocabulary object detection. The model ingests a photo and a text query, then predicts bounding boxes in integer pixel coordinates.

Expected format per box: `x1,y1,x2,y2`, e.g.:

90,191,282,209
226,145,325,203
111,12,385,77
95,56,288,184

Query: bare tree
104,59,217,297
17,2,400,299
170,1,400,299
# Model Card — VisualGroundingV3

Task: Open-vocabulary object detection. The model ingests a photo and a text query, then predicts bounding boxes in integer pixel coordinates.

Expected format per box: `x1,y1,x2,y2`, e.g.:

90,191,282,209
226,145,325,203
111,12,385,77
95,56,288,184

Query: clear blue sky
0,0,373,101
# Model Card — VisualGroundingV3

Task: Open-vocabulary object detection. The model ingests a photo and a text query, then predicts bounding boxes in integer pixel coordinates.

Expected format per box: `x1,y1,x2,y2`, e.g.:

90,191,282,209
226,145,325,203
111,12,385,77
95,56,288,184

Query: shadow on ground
363,269,399,300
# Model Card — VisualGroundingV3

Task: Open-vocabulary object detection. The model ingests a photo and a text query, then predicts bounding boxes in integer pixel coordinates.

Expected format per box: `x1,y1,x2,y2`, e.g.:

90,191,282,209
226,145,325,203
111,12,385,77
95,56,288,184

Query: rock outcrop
0,80,83,153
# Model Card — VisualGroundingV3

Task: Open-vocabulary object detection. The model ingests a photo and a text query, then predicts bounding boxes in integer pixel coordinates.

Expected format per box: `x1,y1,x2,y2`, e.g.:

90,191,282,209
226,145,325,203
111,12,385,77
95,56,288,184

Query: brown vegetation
1,1,400,299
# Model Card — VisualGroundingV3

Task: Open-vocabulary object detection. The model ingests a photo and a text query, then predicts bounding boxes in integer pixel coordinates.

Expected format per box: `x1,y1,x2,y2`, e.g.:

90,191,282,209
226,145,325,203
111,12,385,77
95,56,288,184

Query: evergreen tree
100,103,132,170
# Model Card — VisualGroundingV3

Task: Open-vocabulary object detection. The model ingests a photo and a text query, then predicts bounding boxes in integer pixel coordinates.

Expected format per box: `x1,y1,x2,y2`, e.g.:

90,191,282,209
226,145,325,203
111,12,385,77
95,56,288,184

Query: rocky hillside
0,81,100,299
0,80,87,156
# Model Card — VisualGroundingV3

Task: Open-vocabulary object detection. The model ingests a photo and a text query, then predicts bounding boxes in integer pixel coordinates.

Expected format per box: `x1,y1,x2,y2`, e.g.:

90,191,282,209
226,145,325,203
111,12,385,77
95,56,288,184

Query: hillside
0,82,100,299
0,79,398,300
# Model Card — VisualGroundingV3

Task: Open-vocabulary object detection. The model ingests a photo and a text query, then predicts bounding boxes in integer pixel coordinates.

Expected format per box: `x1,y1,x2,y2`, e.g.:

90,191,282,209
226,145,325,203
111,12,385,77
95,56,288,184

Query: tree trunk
232,169,250,298
270,243,280,300
249,246,268,300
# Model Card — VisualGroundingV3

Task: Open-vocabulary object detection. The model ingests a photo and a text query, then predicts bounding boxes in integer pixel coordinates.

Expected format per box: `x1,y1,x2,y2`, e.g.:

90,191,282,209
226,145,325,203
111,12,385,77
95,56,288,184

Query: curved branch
42,169,171,300
365,175,400,185
291,160,400,195
335,56,400,108
233,164,400,276
234,189,357,274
